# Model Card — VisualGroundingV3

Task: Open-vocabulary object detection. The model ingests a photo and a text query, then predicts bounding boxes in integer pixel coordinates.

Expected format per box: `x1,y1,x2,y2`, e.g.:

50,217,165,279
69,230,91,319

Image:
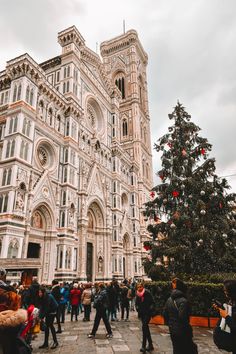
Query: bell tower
100,30,153,190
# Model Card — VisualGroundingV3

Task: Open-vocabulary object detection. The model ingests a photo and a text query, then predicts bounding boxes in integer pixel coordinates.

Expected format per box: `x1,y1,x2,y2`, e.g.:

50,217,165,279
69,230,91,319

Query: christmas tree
144,102,236,277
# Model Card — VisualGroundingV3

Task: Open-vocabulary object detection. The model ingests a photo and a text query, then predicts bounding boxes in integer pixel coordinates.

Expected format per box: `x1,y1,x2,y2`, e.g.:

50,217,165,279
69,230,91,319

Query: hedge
145,281,224,317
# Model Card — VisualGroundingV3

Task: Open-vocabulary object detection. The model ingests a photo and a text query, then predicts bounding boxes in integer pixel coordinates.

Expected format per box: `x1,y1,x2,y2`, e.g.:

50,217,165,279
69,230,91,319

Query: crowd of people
1,266,236,354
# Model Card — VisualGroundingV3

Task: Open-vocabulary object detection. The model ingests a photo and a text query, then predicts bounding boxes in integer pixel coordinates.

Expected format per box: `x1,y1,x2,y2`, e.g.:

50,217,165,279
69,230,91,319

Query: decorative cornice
100,30,148,64
40,56,61,71
58,25,85,48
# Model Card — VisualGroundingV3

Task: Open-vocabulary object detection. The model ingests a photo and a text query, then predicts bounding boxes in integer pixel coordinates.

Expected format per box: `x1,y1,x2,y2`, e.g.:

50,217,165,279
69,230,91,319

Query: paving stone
96,348,113,354
95,339,109,345
31,311,223,354
64,335,78,341
112,344,130,352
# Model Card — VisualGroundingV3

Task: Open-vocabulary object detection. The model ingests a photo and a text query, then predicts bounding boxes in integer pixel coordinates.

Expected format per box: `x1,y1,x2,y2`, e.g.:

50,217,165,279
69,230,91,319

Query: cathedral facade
0,26,153,284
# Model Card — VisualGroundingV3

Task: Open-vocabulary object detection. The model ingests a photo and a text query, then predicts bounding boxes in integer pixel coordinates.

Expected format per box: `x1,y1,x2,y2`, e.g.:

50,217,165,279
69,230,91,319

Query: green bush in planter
145,281,224,317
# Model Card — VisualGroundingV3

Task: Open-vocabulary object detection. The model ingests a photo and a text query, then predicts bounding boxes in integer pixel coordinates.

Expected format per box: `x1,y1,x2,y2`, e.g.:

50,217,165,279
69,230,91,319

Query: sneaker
106,333,113,339
125,318,129,321
88,333,95,338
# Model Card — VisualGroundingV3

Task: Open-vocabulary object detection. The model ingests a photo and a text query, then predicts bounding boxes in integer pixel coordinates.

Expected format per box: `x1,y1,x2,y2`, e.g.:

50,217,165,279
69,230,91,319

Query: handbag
213,319,233,352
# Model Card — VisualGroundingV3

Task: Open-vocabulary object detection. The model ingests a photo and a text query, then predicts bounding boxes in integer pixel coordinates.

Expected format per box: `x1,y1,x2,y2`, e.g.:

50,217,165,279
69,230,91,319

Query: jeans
84,304,91,320
121,303,129,319
71,305,78,321
91,309,112,335
141,315,152,348
55,307,61,331
44,314,57,345
59,303,66,323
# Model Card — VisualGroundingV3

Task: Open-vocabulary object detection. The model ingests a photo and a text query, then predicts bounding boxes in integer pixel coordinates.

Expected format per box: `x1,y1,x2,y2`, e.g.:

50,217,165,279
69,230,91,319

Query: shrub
145,281,224,317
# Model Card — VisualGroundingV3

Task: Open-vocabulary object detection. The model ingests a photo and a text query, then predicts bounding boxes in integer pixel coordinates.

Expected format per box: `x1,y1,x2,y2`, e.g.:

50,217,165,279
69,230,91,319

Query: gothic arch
113,70,126,99
87,201,104,228
31,203,54,230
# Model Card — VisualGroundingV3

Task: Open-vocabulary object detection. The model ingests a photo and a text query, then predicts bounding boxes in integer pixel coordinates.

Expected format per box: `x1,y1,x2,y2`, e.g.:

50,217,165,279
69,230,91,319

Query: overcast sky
1,0,236,190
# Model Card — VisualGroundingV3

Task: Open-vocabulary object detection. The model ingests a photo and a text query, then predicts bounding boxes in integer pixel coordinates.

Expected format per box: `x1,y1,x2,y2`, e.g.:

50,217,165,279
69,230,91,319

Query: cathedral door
86,242,93,282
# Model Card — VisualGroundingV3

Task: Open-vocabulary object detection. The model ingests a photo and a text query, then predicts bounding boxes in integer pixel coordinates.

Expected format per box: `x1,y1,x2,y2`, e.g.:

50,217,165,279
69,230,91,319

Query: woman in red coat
70,283,81,321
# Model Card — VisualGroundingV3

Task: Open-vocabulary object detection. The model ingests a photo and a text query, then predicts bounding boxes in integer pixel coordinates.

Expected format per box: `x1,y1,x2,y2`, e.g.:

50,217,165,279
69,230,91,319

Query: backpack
49,294,59,313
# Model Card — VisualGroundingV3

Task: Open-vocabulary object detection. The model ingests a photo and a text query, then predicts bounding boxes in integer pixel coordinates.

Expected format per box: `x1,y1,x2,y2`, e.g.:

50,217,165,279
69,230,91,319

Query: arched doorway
27,203,55,283
87,202,104,282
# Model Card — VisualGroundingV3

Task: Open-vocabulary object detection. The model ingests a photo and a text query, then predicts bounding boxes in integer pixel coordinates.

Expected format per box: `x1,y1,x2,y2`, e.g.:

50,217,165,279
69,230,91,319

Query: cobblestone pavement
32,310,223,354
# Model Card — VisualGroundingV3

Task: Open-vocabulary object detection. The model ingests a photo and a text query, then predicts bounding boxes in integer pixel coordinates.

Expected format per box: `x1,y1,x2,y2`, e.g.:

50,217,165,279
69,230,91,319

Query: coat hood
171,289,186,300
0,308,27,328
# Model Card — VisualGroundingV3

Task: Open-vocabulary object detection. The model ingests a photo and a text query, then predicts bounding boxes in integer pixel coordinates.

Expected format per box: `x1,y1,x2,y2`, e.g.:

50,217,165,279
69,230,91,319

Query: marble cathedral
0,26,153,284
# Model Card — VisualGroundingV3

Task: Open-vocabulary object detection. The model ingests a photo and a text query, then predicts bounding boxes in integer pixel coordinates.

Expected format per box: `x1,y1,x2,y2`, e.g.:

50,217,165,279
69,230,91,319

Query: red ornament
167,142,172,148
219,202,223,209
200,148,206,155
144,245,151,251
182,149,187,156
159,174,164,180
150,191,156,199
172,190,179,198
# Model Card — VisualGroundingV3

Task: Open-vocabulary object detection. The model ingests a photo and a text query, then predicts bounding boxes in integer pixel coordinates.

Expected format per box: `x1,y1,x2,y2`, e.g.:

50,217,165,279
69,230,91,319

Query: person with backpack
88,283,113,339
38,286,59,349
163,278,198,354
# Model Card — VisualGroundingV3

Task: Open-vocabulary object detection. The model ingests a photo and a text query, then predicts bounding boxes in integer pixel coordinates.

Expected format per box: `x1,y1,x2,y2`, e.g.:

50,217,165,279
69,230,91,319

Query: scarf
137,289,145,302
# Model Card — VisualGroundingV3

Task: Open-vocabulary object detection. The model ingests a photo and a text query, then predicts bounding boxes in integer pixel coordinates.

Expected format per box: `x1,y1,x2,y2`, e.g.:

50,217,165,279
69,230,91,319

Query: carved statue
98,256,103,272
15,192,24,212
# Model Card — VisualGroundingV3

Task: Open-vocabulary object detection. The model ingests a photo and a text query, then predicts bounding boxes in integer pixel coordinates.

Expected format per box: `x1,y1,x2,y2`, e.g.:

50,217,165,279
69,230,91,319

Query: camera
212,299,224,310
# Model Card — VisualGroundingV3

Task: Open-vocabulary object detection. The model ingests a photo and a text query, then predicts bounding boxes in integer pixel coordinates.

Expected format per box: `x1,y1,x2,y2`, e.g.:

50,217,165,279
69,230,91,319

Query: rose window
87,104,96,128
38,146,48,166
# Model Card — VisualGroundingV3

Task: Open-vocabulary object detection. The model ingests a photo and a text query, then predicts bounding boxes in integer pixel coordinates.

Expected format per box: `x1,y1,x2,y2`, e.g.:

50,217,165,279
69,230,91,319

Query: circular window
86,98,105,135
38,146,48,166
36,139,57,171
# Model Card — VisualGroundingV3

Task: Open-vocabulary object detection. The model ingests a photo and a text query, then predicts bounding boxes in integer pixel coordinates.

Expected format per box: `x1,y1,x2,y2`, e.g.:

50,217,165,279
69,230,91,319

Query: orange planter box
149,315,219,328
190,316,209,327
149,315,165,325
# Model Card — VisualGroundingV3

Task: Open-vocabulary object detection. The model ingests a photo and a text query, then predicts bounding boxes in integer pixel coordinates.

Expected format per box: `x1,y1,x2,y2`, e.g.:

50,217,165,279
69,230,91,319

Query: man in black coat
51,279,62,333
163,278,198,354
88,283,113,338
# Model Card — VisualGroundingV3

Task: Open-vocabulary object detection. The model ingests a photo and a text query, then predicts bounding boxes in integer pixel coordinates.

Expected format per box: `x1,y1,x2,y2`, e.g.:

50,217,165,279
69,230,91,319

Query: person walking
70,283,81,321
163,278,198,354
120,282,130,321
213,279,236,353
81,283,92,321
88,283,113,339
38,286,59,349
51,279,62,333
135,283,154,353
